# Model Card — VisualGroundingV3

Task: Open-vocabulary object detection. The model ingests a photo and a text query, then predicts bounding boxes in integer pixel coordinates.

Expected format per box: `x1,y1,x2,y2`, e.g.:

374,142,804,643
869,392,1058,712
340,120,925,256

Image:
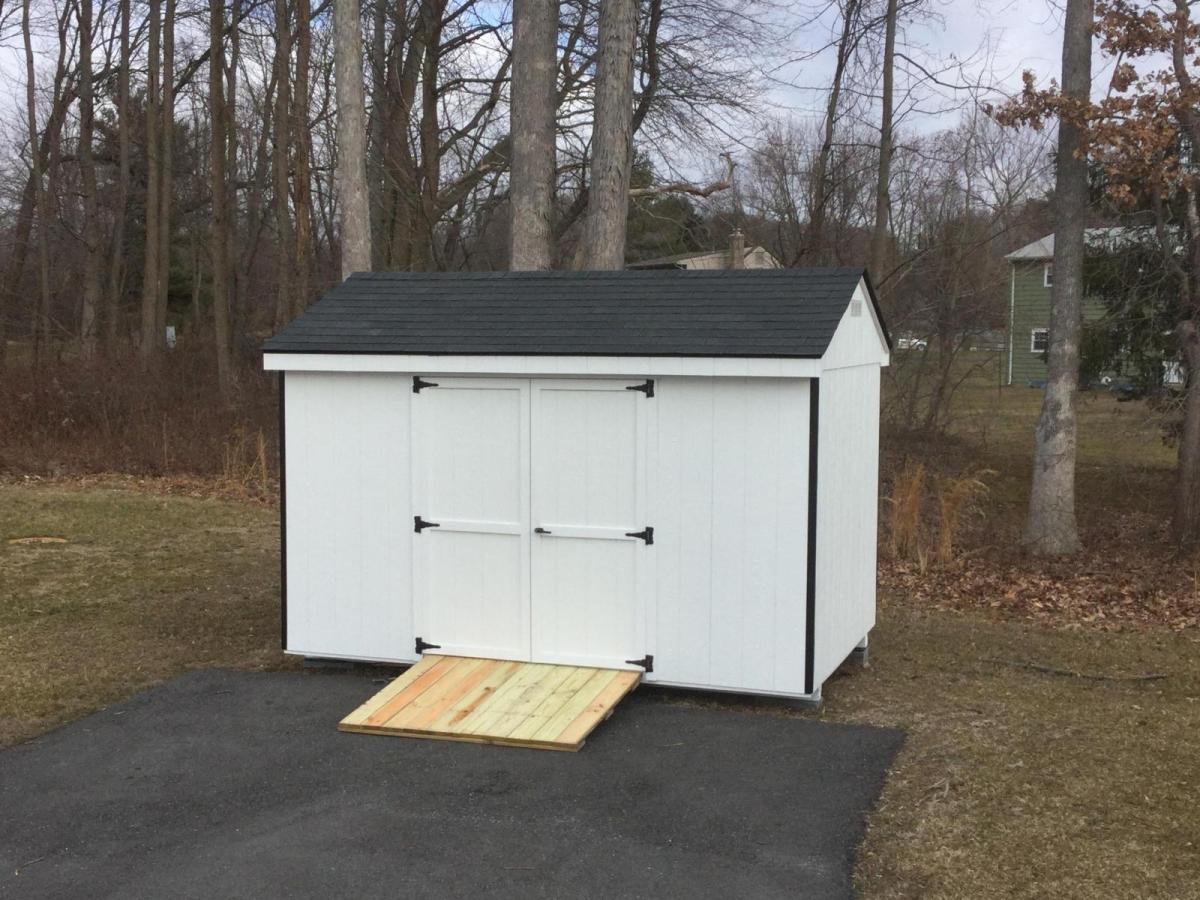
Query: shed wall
284,372,415,662
281,370,859,698
651,377,810,695
812,364,880,687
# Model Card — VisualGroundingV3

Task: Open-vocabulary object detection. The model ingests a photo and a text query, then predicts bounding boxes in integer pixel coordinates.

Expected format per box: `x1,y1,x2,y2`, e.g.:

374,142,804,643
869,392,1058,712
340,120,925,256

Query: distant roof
1005,226,1162,260
627,245,780,270
262,268,888,359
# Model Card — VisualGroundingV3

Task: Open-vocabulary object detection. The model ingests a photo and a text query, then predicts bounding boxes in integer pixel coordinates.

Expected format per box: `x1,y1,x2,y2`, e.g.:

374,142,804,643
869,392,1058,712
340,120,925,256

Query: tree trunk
23,0,52,366
578,0,638,270
226,0,242,349
510,0,558,270
293,0,314,315
369,0,387,269
140,0,161,358
334,0,373,278
1177,319,1200,544
809,0,860,265
1023,0,1091,555
107,0,132,348
78,0,101,356
868,0,897,284
415,3,444,271
2,83,73,366
273,0,294,325
210,0,234,395
158,0,176,341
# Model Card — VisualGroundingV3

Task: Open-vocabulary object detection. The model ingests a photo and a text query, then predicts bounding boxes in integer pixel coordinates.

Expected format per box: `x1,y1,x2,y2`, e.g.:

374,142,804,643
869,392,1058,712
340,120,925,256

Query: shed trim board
804,378,819,695
278,372,287,651
265,352,824,378
271,269,887,703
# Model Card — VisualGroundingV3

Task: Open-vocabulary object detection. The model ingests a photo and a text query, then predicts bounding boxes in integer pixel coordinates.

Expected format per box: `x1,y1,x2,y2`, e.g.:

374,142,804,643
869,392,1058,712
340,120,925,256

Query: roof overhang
263,353,825,378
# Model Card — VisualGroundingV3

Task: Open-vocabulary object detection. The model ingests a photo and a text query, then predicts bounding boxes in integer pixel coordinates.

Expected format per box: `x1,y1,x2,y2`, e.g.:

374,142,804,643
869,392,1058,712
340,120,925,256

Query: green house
1004,232,1107,386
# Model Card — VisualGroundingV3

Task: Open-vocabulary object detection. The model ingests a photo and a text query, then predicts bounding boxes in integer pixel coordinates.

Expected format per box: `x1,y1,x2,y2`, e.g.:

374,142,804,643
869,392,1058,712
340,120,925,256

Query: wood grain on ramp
338,655,642,751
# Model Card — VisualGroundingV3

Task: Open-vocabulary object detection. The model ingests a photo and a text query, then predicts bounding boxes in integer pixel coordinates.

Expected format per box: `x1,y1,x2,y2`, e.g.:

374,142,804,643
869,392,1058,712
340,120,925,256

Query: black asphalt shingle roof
262,268,887,359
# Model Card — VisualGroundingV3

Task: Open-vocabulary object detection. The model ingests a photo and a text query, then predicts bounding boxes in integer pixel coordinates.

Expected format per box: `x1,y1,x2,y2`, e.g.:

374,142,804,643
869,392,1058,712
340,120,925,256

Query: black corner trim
626,379,655,397
625,526,654,545
804,379,820,695
413,376,439,393
278,372,288,652
414,515,440,533
625,655,654,673
415,637,441,654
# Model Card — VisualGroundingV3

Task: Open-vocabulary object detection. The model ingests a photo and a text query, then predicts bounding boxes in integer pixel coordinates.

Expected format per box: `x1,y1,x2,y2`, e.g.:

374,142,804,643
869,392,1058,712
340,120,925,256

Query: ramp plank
338,655,641,751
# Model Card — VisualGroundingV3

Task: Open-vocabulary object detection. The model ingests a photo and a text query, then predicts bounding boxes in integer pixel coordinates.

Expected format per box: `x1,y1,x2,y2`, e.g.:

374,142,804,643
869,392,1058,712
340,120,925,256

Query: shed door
412,377,531,661
530,380,648,669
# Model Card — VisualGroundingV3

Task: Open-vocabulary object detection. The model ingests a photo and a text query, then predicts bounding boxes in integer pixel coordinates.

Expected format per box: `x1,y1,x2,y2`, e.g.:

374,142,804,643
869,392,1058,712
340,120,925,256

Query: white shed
263,268,890,703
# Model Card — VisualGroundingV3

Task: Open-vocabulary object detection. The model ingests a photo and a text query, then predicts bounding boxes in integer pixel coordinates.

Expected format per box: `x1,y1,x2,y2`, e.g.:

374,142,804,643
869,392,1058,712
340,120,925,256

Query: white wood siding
284,372,414,663
651,377,809,695
264,353,822,379
277,366,878,699
821,281,890,370
813,364,880,686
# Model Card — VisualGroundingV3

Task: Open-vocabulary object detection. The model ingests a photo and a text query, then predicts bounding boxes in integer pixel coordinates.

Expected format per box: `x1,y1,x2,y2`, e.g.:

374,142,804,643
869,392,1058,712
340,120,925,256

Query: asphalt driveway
0,669,902,899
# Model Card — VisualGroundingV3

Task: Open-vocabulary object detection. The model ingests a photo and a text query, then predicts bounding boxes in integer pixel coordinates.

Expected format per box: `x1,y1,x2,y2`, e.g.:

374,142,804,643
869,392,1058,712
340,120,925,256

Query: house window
1043,263,1053,287
1031,328,1049,353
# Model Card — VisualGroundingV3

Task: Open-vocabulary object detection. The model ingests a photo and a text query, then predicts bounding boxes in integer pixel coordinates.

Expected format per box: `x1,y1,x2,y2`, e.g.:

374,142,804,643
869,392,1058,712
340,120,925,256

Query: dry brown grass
887,460,927,565
886,460,994,569
0,347,277,478
835,606,1200,899
0,483,289,747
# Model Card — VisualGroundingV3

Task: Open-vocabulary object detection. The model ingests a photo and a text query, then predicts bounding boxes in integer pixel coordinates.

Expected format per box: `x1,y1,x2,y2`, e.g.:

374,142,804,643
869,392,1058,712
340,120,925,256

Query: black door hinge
414,515,440,533
413,376,439,393
415,636,441,654
625,526,654,545
626,379,654,398
624,655,654,673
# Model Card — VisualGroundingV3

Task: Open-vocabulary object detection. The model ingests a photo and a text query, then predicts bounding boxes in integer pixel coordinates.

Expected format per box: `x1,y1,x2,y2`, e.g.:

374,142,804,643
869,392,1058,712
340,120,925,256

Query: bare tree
210,0,234,394
510,0,558,270
107,0,132,347
140,0,161,357
1023,0,1091,555
158,0,176,342
294,0,315,314
334,0,372,277
809,0,862,264
578,0,639,269
78,0,100,356
868,0,897,284
273,0,294,324
23,0,51,364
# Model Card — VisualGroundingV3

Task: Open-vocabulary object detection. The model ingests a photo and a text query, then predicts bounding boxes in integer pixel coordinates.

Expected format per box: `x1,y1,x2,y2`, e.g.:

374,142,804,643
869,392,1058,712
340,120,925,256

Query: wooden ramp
338,655,641,752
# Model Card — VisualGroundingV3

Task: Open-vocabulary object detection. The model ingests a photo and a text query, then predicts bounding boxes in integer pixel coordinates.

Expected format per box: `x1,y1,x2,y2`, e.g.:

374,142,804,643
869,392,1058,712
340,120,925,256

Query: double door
412,377,651,670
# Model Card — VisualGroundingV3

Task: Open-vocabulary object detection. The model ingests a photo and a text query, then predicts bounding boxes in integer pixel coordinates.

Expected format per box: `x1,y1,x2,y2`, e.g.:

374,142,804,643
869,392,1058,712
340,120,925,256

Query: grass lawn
0,485,287,747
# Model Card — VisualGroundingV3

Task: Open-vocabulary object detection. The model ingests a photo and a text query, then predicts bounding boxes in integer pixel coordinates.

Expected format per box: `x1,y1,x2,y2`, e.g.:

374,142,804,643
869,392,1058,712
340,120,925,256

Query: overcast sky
0,0,1073,172
766,0,1068,127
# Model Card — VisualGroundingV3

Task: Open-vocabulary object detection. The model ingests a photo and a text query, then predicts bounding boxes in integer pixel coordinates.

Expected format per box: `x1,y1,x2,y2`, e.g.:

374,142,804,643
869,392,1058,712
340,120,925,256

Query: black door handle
534,527,552,535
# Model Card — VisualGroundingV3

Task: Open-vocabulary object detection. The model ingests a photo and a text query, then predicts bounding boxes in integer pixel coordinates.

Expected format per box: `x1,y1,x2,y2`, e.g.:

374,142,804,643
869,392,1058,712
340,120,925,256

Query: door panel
413,378,530,661
531,380,646,668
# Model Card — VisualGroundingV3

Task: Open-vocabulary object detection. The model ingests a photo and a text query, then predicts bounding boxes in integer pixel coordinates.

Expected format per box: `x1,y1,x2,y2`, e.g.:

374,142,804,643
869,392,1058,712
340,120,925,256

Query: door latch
624,655,654,673
534,527,552,534
414,515,440,532
625,526,654,545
